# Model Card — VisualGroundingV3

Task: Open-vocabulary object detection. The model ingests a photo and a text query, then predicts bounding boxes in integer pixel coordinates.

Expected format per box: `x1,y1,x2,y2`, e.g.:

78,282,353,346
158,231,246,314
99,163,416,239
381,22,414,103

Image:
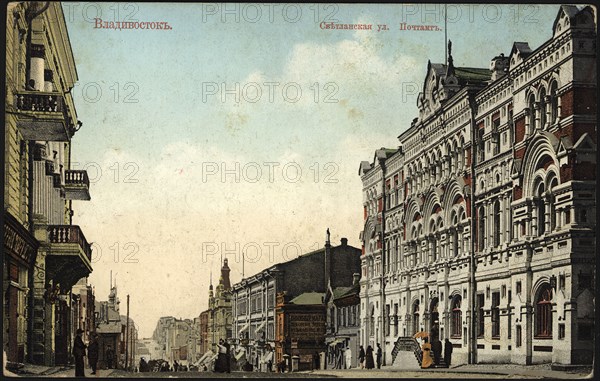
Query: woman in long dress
215,339,227,372
365,345,375,369
421,337,433,369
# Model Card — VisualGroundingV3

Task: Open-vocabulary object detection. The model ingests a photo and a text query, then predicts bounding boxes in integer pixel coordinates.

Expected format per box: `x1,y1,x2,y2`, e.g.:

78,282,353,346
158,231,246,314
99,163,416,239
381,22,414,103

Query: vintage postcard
2,1,597,379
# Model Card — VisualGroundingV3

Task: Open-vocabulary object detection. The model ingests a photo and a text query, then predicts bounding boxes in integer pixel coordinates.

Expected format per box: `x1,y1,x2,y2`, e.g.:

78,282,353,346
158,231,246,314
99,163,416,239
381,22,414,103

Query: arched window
451,296,462,338
528,94,536,132
536,183,546,236
493,200,501,247
370,306,375,335
549,176,558,231
452,228,459,257
539,87,547,128
535,285,553,338
550,82,558,123
478,206,486,251
412,301,420,336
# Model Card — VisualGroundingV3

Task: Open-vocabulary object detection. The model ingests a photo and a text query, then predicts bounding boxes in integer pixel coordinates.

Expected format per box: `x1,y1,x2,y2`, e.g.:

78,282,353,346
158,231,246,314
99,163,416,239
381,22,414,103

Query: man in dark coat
358,346,365,369
87,333,99,375
444,338,453,367
365,345,375,369
432,339,442,366
73,329,87,377
376,344,382,369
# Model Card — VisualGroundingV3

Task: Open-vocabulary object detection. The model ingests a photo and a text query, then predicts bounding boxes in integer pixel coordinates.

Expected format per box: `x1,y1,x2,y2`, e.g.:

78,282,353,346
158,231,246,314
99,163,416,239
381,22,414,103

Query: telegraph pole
125,294,130,370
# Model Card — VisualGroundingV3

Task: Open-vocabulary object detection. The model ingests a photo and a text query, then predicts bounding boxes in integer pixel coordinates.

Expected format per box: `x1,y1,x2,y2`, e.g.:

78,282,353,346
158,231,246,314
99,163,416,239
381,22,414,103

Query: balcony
14,91,74,141
46,225,93,290
64,170,91,200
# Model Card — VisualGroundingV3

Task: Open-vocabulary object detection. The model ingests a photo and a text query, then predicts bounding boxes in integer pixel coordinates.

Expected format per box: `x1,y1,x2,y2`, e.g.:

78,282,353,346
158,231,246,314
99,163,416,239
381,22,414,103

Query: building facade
207,259,233,349
324,273,361,369
275,291,326,371
359,5,596,367
4,2,93,367
231,233,361,370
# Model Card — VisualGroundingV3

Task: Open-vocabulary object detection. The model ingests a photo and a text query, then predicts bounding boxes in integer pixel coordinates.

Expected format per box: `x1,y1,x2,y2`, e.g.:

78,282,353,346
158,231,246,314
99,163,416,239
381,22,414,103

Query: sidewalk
6,363,118,378
309,363,593,379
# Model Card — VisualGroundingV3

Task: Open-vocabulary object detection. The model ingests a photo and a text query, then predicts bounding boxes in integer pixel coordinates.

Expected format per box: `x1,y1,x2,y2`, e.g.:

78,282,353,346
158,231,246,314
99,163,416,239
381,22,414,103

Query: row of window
328,304,360,329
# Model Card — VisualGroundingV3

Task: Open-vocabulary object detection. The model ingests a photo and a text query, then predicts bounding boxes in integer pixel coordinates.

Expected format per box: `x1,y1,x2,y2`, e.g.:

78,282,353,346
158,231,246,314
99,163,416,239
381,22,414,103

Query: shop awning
239,323,249,334
255,321,266,334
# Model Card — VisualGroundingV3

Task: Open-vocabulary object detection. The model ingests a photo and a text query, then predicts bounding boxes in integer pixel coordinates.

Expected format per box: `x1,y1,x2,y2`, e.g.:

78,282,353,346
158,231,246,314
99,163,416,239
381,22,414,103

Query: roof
290,292,324,305
333,283,359,301
454,67,492,85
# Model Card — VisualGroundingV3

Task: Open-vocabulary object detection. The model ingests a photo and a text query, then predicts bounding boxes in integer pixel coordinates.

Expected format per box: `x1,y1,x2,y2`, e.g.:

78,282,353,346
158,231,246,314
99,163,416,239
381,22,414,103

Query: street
20,363,592,379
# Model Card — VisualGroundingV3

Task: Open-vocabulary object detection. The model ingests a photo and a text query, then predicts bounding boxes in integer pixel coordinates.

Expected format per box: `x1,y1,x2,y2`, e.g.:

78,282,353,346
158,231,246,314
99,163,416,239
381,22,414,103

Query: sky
61,2,564,338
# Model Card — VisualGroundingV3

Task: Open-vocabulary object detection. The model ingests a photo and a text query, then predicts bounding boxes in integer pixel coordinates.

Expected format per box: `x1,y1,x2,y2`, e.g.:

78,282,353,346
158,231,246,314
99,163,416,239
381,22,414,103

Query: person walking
432,339,442,366
376,343,382,369
365,345,375,369
358,346,365,369
444,338,453,367
73,329,87,377
105,346,114,369
224,340,231,373
421,337,433,369
87,333,99,375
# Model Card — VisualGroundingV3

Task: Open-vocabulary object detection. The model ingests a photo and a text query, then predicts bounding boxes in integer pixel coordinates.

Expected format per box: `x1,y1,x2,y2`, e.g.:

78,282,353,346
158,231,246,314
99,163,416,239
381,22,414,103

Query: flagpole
444,4,448,64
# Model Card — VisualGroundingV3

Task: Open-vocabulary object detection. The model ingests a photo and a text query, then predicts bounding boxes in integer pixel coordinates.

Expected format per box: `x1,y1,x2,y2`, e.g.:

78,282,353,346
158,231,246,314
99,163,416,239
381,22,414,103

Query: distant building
207,259,233,350
198,310,209,356
275,291,326,371
95,283,124,369
324,273,361,369
231,231,361,371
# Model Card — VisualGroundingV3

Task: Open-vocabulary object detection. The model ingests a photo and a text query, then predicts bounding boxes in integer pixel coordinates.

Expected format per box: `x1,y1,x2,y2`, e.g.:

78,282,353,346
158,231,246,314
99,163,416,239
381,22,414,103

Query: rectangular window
393,303,399,336
492,292,500,338
558,324,565,340
385,304,390,336
516,281,522,294
477,294,485,337
516,326,522,347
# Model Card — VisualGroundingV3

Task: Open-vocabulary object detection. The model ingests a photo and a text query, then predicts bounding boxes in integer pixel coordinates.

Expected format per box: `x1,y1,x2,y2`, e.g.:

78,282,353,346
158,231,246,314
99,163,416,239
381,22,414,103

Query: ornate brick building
359,5,596,367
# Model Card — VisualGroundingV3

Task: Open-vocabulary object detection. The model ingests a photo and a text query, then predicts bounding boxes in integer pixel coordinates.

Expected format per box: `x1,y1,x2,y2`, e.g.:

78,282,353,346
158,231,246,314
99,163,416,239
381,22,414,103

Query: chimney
340,238,348,247
353,273,360,285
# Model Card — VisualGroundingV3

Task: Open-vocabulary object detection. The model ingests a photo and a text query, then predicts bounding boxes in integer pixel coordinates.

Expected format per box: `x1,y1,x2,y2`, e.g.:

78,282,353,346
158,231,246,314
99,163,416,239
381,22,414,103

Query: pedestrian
444,338,453,367
365,345,375,369
421,337,433,369
224,339,231,373
87,333,99,375
215,339,227,372
345,347,352,369
358,345,365,369
432,339,442,366
313,351,320,370
376,343,382,369
105,346,114,369
174,360,179,372
72,329,87,377
267,358,272,372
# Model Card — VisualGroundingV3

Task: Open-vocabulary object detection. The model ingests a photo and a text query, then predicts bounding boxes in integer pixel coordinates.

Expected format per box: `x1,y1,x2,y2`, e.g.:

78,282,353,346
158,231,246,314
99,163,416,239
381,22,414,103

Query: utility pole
125,294,130,370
